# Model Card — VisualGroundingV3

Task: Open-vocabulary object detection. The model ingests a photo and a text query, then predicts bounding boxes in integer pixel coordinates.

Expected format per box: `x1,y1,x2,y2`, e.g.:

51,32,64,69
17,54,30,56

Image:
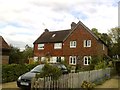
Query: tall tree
91,28,101,38
22,45,33,63
108,27,120,59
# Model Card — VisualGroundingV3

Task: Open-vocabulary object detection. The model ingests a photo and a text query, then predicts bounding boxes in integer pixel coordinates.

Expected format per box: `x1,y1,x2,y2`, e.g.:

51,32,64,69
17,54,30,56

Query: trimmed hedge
2,63,38,83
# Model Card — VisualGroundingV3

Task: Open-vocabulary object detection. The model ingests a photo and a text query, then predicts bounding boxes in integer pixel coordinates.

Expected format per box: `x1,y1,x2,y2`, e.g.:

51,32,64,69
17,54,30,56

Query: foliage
91,28,101,38
108,27,120,58
22,45,33,63
60,60,71,73
9,45,33,64
81,81,95,89
95,61,106,70
2,63,38,83
35,63,62,80
9,45,23,64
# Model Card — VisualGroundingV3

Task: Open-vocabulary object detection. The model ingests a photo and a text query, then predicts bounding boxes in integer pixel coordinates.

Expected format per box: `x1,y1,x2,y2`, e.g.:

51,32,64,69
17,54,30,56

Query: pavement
95,75,120,88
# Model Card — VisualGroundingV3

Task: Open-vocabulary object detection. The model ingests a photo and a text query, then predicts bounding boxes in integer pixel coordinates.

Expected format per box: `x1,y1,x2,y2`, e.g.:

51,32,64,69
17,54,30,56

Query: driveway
95,75,120,88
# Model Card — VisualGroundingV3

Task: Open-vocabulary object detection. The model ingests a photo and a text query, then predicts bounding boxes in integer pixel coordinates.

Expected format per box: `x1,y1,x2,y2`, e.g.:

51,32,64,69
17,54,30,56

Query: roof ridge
49,29,71,32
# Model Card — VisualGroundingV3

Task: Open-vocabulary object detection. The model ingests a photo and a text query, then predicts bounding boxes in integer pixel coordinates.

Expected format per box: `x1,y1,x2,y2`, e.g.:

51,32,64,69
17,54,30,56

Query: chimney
44,28,49,32
71,22,76,29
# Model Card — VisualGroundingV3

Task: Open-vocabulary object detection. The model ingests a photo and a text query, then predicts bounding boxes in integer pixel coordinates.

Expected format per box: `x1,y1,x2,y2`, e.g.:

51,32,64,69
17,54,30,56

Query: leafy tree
9,45,23,64
91,28,101,38
22,45,33,63
36,63,62,80
108,27,120,59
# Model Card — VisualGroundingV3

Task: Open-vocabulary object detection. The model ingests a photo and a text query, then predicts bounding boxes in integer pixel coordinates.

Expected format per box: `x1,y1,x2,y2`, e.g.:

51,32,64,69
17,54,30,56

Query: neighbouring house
0,36,11,64
33,21,108,67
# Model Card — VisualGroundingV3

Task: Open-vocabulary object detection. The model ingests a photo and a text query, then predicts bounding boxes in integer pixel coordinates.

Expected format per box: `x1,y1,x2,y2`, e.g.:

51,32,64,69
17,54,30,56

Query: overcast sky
0,0,119,50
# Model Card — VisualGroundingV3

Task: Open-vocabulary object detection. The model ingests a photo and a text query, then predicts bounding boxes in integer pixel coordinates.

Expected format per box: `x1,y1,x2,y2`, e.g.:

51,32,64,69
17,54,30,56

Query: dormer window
52,34,56,37
38,44,44,50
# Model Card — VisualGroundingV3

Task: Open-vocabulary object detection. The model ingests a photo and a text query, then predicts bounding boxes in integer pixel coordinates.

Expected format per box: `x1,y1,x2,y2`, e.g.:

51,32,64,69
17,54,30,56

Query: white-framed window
103,44,105,50
41,57,46,62
70,41,77,48
84,56,91,65
84,40,91,47
69,56,76,65
54,43,62,49
38,44,44,50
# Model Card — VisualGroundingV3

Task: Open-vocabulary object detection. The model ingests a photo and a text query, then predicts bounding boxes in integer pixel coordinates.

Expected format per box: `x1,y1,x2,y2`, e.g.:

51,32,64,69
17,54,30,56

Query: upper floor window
84,40,91,47
84,56,91,65
54,43,62,49
69,56,76,65
38,44,44,50
70,41,76,48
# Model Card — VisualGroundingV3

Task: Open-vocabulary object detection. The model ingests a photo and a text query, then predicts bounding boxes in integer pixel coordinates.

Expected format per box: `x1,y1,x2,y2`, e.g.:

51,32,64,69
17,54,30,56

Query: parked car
17,63,68,88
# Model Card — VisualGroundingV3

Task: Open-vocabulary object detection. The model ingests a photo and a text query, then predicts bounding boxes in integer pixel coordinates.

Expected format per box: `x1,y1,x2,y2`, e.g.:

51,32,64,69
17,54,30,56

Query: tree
22,45,33,63
91,28,101,38
9,45,23,64
108,27,120,59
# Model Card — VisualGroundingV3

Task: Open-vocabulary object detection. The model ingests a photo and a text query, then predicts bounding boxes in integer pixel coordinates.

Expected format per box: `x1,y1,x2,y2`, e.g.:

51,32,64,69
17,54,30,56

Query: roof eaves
78,21,99,40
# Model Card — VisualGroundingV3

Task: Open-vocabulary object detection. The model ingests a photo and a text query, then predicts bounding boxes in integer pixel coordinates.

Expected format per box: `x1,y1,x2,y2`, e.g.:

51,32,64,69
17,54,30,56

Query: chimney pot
45,29,49,32
71,22,76,29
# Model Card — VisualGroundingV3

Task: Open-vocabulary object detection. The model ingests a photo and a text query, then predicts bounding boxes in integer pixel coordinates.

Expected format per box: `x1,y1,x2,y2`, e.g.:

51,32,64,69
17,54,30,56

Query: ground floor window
69,56,76,65
50,56,64,63
84,56,91,65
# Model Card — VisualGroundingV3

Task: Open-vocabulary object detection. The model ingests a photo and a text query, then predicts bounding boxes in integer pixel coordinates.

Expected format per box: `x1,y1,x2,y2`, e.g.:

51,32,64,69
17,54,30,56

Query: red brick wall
34,24,108,66
63,25,99,56
34,43,64,57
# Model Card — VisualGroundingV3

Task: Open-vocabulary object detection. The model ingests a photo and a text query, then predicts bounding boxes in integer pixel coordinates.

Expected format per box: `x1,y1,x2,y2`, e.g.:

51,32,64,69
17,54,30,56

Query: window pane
70,41,76,48
70,57,72,63
85,60,87,64
54,43,62,49
87,40,91,47
73,58,76,64
38,44,44,49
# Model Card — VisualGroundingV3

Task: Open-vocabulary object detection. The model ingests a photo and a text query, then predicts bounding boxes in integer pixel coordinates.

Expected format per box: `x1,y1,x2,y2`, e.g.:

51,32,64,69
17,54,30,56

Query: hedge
2,63,38,83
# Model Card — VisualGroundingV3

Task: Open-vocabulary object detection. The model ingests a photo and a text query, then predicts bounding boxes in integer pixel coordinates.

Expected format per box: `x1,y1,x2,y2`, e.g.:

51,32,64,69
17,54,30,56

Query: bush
35,63,62,80
2,63,38,83
95,61,106,70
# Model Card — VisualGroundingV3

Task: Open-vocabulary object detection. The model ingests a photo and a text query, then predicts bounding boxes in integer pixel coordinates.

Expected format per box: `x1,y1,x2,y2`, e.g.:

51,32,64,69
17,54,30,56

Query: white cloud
0,0,118,49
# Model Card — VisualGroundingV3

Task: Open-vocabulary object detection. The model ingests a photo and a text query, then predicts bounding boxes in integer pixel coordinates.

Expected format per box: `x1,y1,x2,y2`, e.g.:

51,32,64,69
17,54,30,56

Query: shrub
2,63,38,83
35,63,62,80
95,61,106,70
60,60,71,73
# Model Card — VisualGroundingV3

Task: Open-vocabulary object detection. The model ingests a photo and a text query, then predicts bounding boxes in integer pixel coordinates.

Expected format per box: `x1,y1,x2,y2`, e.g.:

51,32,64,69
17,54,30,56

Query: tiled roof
0,36,10,49
34,21,107,47
34,29,71,44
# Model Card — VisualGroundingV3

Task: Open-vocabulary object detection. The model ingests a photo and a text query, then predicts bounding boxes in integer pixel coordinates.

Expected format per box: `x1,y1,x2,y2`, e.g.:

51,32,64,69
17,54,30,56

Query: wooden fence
31,68,113,89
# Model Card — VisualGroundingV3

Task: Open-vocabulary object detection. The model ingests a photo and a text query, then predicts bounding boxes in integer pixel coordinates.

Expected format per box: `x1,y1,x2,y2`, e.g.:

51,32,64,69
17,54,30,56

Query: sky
0,0,119,50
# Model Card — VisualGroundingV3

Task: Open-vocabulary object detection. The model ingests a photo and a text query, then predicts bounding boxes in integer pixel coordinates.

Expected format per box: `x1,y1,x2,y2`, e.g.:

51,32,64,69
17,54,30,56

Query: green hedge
2,63,38,83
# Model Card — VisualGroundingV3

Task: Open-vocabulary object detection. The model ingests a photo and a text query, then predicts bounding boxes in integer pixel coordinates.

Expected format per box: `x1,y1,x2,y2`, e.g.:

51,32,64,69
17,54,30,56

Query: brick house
33,21,108,67
0,36,11,64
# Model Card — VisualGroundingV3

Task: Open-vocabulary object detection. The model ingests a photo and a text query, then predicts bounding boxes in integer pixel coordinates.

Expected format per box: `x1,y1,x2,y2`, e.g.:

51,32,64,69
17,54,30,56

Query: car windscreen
30,64,44,73
60,64,67,70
